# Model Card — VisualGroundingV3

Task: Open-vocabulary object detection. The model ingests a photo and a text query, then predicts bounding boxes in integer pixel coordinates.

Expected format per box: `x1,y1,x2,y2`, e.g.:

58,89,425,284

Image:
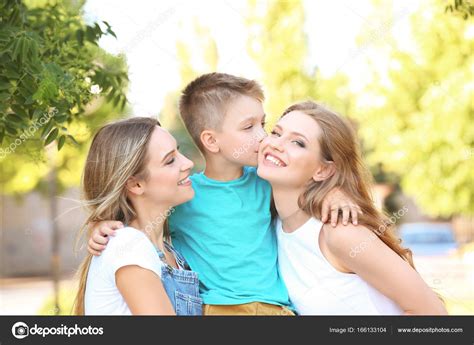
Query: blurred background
0,0,472,315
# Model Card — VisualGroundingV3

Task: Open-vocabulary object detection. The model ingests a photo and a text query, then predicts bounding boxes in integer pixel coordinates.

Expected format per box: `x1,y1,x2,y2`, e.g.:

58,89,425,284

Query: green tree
0,0,127,151
354,0,473,217
0,0,129,194
445,0,474,19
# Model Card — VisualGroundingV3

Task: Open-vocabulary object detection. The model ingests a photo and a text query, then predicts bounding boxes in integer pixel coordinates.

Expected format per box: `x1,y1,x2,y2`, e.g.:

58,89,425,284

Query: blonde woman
257,101,447,315
74,117,202,315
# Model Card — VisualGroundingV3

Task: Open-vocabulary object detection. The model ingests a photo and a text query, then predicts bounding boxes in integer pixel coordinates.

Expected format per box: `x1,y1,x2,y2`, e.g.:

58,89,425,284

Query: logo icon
12,322,29,339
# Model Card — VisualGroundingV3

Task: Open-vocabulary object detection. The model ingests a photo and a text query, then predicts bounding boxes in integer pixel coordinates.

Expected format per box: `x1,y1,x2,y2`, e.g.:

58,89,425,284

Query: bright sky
83,0,420,117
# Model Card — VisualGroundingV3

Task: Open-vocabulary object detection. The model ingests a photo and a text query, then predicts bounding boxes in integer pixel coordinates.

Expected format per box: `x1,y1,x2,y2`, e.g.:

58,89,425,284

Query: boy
88,73,360,315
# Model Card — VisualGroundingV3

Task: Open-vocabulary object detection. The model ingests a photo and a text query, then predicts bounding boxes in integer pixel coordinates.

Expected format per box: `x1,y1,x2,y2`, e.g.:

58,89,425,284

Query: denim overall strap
155,244,202,315
164,241,190,270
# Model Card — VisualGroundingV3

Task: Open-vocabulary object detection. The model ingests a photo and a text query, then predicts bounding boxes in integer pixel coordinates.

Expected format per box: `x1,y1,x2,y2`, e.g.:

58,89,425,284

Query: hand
321,188,362,227
87,221,123,256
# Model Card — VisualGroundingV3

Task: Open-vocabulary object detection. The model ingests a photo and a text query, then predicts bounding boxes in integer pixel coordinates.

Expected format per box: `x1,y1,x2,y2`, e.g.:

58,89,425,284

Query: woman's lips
177,176,192,186
263,153,287,167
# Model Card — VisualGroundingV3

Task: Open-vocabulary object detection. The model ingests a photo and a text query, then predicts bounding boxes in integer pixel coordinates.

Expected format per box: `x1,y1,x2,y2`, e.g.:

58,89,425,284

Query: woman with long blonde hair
74,117,202,315
257,101,447,315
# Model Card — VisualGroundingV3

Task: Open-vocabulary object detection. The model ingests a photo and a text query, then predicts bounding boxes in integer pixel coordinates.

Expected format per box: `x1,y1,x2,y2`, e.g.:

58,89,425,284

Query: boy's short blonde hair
179,72,264,152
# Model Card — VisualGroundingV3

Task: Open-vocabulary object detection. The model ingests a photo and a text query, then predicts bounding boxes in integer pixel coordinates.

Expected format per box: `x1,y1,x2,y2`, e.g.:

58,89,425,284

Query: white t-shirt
84,227,165,315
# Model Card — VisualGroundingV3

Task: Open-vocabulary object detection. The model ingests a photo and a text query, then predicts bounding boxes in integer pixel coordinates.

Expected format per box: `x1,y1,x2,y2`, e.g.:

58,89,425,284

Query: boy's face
214,95,267,167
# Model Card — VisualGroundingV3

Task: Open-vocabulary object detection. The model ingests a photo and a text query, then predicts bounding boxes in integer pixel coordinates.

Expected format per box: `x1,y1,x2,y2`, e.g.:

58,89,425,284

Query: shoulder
102,227,164,277
322,222,378,258
105,227,154,256
108,226,148,245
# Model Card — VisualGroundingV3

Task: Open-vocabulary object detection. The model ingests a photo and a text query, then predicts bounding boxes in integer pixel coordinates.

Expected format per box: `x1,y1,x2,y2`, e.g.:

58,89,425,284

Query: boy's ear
200,130,220,153
312,161,336,182
126,176,145,196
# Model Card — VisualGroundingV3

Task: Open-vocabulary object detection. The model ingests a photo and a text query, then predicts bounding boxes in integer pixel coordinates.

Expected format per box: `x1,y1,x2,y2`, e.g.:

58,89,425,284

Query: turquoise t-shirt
168,166,291,306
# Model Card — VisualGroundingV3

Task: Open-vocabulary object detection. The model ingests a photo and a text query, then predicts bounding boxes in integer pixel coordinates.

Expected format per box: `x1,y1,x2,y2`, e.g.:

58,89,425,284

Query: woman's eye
292,140,305,148
271,130,280,137
166,158,175,165
244,125,253,130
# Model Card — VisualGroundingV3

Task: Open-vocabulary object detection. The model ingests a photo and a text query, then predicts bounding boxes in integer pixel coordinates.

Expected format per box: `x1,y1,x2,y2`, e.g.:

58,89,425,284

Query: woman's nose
180,153,194,171
268,137,283,151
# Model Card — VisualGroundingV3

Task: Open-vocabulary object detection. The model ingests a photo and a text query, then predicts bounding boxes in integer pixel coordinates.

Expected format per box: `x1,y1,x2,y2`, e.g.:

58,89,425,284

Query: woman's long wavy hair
73,117,165,315
281,101,416,269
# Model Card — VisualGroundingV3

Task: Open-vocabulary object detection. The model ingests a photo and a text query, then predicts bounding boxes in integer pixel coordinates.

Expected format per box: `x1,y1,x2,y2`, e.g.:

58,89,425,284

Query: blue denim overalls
157,242,202,315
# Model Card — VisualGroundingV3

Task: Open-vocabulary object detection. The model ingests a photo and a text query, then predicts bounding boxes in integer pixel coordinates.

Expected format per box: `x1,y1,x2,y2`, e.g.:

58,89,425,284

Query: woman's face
257,110,326,189
137,126,195,208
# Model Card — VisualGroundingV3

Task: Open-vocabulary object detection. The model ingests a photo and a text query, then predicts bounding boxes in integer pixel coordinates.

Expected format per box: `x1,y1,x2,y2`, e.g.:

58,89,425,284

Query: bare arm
323,224,447,315
116,265,175,315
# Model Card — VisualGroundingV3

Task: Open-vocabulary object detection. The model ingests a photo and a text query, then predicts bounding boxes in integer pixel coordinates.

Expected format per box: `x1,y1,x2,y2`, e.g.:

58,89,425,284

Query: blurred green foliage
352,0,473,217
0,0,129,195
247,0,473,217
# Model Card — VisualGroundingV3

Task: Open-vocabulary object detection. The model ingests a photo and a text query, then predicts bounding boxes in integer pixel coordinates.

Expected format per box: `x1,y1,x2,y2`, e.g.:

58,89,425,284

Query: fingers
350,205,362,225
98,226,116,238
88,238,104,256
99,221,124,235
321,201,330,223
341,205,350,226
89,235,107,249
86,220,122,257
93,231,109,245
88,248,102,256
330,208,339,227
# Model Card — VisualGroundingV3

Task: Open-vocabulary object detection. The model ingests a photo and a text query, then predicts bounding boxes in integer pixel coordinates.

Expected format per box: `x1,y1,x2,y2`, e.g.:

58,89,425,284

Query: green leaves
0,0,129,196
9,33,39,65
6,113,22,123
445,0,474,19
76,22,115,46
102,21,117,39
44,127,58,146
40,120,54,140
57,135,65,150
0,0,128,154
75,29,84,45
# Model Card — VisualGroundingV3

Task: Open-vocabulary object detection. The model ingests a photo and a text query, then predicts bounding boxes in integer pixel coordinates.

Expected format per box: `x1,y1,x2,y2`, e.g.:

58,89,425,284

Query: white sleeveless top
276,217,403,315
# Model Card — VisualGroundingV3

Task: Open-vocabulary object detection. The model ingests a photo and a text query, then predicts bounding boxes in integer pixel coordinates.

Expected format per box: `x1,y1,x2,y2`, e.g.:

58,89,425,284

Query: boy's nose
257,128,267,142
